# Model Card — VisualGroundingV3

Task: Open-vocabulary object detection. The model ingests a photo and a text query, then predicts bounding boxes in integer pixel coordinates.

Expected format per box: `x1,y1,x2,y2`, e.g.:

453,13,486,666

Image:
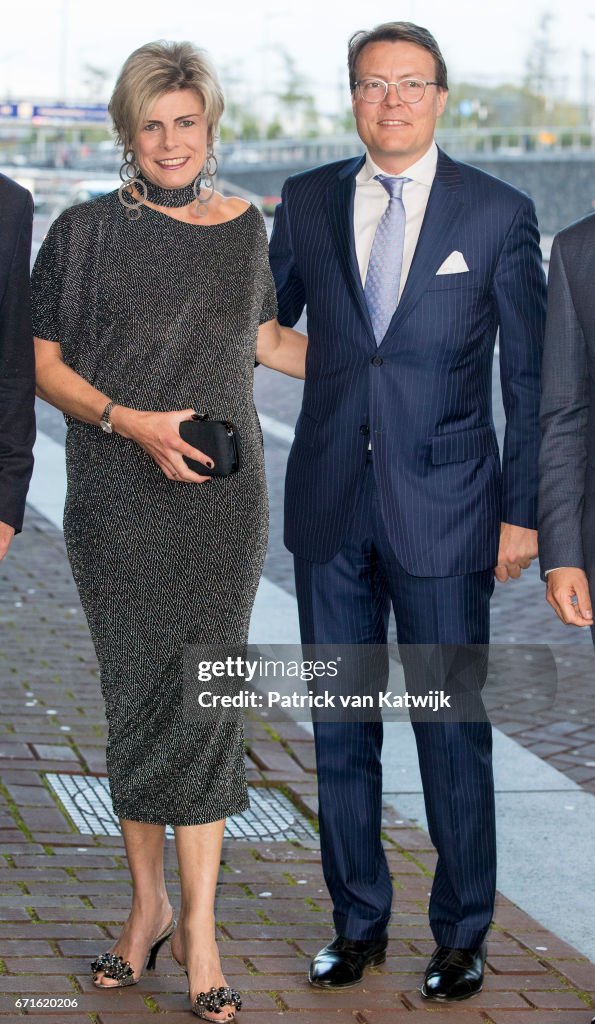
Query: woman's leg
94,818,174,986
171,818,238,1018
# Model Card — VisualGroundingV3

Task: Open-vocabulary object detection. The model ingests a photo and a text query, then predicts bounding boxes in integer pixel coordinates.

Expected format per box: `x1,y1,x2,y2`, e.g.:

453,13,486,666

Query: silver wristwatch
100,401,115,434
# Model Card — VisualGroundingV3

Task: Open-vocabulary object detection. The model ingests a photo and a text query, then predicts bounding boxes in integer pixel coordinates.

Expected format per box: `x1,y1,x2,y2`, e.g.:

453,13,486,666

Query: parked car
49,178,116,221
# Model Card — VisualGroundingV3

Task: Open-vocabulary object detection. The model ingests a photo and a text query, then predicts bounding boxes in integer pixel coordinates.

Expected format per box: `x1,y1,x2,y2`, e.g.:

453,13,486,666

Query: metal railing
220,127,595,167
3,125,595,174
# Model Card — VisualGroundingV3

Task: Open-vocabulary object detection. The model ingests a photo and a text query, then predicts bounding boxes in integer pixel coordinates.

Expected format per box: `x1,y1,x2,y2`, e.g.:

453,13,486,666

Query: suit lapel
381,148,465,342
326,156,376,344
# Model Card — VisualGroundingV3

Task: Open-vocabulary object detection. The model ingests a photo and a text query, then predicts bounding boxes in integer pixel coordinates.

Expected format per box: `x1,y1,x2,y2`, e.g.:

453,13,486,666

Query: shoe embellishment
91,951,135,985
192,985,242,1019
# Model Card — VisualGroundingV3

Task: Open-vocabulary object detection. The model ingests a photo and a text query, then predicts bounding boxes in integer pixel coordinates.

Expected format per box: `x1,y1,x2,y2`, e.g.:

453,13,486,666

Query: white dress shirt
354,141,438,300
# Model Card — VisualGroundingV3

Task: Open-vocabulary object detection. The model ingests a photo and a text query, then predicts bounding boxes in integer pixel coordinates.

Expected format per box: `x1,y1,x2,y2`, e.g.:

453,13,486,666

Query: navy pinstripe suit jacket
270,147,546,576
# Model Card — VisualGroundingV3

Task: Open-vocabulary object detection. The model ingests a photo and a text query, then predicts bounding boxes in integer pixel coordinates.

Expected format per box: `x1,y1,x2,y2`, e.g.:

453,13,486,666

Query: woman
31,41,306,1022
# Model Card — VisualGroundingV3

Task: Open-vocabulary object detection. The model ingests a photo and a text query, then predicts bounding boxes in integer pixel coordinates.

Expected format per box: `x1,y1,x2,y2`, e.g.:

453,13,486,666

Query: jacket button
360,425,370,435
371,356,383,366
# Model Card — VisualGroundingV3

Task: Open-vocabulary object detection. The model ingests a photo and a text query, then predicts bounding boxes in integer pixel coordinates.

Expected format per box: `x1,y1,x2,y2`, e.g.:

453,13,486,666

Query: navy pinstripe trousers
294,458,496,948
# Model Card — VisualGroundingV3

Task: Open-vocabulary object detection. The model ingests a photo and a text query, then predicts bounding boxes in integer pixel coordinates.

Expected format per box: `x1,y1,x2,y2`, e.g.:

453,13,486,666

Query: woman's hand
34,339,213,483
111,407,214,483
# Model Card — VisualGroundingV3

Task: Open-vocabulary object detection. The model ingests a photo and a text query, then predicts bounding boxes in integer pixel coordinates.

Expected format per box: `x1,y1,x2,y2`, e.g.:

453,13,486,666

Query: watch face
100,420,113,433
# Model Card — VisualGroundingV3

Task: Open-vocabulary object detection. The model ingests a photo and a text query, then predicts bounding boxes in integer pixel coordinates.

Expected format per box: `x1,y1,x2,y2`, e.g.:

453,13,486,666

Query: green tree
524,11,556,98
273,49,319,135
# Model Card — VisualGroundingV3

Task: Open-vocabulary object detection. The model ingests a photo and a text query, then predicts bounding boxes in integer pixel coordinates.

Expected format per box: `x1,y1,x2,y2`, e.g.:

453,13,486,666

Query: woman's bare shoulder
216,193,252,222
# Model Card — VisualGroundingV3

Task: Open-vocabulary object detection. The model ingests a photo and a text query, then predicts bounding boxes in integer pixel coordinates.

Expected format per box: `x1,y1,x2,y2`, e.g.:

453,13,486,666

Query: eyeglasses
354,78,439,104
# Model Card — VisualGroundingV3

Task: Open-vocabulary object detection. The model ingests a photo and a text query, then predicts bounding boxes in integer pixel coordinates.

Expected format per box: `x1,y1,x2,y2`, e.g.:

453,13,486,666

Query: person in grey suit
542,212,595,1024
538,215,595,628
0,173,35,561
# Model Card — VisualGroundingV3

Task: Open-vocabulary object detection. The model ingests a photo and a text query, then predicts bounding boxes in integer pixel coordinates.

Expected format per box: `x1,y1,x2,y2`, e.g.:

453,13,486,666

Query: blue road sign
0,101,109,123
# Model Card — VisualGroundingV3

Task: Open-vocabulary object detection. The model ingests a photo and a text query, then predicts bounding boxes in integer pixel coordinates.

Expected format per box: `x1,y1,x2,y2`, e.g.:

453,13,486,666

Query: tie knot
375,174,410,199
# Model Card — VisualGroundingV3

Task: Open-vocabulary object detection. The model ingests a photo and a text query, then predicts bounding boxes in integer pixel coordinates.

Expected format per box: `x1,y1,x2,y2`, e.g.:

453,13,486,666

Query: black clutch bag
179,413,241,477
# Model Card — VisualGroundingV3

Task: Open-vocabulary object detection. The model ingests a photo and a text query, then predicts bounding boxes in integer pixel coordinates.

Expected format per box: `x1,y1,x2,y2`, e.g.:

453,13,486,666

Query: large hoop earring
118,150,147,221
193,148,218,217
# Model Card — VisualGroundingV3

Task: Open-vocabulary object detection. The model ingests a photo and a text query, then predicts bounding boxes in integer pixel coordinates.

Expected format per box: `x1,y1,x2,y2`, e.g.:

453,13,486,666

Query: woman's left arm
255,319,307,380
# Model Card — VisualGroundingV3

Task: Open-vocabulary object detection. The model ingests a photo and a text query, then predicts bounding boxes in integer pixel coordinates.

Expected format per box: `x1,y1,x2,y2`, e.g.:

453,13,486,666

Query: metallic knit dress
31,193,275,825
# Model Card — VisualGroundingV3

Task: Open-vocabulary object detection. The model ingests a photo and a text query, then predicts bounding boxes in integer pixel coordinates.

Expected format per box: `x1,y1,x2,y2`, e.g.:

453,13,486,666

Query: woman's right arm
35,337,214,483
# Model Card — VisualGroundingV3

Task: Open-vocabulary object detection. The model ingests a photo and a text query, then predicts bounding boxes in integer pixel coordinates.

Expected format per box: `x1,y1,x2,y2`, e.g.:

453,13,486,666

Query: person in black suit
270,21,546,1000
0,173,35,560
539,216,595,626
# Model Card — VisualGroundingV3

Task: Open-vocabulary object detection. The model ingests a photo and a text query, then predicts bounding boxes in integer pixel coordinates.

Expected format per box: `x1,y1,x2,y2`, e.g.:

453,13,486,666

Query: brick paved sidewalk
0,510,594,1023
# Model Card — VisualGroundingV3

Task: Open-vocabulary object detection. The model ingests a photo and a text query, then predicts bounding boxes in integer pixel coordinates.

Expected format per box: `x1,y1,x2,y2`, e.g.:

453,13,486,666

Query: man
538,220,595,1024
0,173,35,560
539,217,595,629
270,21,545,1001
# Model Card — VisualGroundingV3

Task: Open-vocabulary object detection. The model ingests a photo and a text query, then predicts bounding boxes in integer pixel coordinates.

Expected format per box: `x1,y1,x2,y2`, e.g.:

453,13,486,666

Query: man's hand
494,523,538,582
546,567,593,627
0,521,16,561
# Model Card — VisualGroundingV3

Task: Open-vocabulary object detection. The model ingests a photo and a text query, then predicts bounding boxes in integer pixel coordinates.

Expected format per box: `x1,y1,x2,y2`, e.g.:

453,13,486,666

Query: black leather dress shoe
308,933,388,988
421,943,487,1001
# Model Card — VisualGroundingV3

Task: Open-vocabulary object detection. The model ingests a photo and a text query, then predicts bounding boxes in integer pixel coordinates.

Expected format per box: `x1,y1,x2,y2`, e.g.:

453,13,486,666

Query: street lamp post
59,0,70,101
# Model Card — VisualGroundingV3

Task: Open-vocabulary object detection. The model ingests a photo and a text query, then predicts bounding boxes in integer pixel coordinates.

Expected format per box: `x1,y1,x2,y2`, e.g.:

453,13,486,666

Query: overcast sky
2,0,594,114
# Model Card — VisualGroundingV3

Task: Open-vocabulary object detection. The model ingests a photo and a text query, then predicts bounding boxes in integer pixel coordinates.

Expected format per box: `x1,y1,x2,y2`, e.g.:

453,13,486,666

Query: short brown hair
109,40,224,153
348,22,448,92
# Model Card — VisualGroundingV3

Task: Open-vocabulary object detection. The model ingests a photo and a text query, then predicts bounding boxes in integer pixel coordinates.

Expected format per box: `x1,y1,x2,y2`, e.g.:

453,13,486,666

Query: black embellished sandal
191,985,242,1021
172,950,242,1021
91,913,176,988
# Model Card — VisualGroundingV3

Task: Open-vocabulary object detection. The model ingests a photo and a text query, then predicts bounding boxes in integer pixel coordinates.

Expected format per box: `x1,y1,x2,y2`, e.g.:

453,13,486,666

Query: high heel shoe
91,913,176,988
172,950,242,1021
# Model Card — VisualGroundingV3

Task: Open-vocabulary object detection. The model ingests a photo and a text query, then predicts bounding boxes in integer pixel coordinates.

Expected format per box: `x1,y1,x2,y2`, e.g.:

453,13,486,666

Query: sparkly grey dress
31,193,276,825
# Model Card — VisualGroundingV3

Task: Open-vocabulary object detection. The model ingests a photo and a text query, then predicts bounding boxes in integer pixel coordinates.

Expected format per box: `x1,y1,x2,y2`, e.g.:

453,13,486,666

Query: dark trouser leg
374,512,496,949
293,464,392,940
411,715,495,948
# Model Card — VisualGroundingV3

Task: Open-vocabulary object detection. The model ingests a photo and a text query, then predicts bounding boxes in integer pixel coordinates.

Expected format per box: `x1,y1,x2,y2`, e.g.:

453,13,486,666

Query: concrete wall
470,155,595,235
220,153,595,237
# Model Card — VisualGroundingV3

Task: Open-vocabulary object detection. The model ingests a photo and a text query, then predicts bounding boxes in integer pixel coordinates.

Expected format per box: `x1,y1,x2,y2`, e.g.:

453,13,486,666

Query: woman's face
134,88,208,189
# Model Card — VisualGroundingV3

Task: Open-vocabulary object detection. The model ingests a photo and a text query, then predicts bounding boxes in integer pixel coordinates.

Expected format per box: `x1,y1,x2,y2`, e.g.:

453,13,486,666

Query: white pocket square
436,251,469,275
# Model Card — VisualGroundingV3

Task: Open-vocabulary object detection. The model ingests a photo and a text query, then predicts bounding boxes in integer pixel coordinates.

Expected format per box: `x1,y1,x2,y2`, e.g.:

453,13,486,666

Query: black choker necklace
137,170,198,208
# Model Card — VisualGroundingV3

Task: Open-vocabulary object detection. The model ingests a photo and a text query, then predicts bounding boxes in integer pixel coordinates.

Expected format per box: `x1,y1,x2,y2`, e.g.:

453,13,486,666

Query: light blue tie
364,175,410,344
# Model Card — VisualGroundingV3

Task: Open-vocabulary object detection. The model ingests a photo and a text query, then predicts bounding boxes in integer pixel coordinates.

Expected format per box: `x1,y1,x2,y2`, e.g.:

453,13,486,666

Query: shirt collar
356,141,438,187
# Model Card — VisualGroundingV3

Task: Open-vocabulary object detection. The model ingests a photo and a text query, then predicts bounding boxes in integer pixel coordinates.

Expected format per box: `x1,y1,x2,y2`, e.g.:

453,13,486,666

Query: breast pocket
425,271,480,292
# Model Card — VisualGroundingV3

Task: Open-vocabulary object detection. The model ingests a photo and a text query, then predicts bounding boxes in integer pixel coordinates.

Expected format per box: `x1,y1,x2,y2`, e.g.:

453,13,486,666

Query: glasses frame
354,78,440,104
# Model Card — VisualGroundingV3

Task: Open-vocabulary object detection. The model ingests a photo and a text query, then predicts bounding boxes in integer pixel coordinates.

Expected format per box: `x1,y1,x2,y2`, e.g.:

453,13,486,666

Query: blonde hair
109,40,224,153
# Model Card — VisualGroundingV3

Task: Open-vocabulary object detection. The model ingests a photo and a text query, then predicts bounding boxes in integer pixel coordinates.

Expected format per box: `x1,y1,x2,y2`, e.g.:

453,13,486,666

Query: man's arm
268,183,307,328
538,233,592,624
0,189,35,557
492,197,547,580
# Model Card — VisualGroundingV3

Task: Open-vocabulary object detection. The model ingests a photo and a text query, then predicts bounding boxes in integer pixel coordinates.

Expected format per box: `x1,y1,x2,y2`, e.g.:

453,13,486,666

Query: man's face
352,40,448,174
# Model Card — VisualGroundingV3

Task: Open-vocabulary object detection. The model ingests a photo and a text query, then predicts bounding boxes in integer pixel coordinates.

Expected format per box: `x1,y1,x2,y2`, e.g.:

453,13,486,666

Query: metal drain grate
44,773,318,842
